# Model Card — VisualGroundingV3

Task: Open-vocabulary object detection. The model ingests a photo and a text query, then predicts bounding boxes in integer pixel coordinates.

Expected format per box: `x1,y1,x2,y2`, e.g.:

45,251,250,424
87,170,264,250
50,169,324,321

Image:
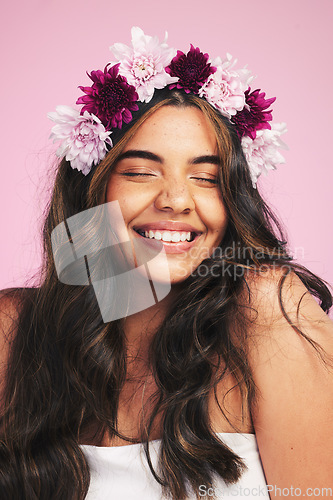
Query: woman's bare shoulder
0,287,26,327
239,264,333,387
239,265,333,339
0,288,27,405
239,266,333,493
0,288,28,359
239,265,333,386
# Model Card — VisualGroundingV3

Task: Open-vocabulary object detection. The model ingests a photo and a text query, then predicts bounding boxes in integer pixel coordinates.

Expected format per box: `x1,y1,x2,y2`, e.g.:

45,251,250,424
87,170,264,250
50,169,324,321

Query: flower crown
48,27,287,188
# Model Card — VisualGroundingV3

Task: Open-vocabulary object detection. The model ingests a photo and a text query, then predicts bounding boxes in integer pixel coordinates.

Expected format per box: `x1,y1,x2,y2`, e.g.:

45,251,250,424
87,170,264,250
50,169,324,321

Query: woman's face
106,106,228,285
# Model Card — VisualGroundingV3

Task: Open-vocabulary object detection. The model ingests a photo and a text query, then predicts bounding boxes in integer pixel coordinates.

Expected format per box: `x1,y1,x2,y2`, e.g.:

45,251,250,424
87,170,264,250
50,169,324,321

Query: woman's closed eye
119,169,158,180
191,176,218,185
121,172,155,177
121,173,218,184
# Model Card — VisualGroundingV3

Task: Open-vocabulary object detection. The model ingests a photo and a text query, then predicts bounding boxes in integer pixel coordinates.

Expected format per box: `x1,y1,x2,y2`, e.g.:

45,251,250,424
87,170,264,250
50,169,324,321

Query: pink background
1,0,332,309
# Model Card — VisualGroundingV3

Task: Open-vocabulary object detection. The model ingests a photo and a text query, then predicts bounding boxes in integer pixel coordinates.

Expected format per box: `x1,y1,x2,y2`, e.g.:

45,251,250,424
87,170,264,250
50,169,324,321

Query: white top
81,433,270,499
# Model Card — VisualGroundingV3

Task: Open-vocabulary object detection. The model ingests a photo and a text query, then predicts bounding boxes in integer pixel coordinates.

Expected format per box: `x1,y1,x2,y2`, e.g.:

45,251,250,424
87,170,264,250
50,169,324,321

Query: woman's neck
121,288,178,368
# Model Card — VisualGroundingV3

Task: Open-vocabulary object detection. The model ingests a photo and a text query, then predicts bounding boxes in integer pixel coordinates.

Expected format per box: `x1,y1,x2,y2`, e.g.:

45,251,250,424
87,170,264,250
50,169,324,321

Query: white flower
48,105,112,175
110,26,178,103
199,54,253,119
241,123,288,188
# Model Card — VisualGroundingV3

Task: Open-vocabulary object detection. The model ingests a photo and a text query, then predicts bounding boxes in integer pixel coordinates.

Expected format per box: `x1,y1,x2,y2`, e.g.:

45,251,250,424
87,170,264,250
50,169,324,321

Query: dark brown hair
0,89,332,499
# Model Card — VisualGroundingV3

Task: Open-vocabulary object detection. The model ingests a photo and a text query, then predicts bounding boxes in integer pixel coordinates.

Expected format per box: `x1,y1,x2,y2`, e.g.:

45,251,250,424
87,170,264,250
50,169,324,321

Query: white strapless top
80,433,270,499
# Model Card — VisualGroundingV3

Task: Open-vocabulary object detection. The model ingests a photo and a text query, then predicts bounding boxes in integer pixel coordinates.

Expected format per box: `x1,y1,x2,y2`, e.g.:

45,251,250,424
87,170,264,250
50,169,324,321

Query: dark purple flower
165,44,216,94
76,64,139,129
231,88,276,140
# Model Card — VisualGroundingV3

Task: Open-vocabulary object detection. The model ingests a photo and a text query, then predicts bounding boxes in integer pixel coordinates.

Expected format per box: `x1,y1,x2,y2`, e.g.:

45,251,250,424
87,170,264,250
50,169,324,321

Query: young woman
1,28,333,500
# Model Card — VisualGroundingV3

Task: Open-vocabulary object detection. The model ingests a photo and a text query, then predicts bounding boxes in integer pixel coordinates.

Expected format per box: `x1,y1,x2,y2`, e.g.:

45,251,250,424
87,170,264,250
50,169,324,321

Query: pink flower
241,123,287,188
48,105,112,175
110,27,178,103
199,55,252,119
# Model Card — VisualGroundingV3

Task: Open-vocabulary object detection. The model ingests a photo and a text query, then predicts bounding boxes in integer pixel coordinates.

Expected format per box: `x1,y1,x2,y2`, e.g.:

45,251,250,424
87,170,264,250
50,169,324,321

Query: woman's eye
192,177,218,184
121,172,155,177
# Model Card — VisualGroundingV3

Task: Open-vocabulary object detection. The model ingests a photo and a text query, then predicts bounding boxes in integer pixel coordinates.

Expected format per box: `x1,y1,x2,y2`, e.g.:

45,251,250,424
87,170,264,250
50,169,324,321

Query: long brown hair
0,89,332,499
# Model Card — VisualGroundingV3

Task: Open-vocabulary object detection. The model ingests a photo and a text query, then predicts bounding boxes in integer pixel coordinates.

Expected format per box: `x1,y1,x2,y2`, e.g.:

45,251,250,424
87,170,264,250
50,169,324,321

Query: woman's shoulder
0,287,31,361
0,287,28,327
240,267,333,490
239,264,333,337
0,288,27,404
0,288,23,336
213,266,332,432
238,265,333,381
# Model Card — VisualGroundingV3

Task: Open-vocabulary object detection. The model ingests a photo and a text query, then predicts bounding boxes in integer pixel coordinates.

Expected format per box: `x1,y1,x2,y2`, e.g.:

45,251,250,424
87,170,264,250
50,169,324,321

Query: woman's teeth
143,230,193,242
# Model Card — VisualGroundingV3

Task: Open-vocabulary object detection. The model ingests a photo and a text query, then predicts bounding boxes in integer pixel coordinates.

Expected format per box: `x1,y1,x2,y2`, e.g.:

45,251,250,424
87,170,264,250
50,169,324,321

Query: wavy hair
0,89,332,499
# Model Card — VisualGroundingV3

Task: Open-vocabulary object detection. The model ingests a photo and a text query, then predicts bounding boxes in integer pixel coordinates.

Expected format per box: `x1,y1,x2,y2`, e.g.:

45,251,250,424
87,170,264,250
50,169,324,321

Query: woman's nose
154,178,195,214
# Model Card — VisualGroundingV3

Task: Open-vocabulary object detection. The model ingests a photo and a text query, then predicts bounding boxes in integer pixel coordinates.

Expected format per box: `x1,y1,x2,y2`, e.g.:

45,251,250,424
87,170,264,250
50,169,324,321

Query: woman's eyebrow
116,150,163,163
191,155,220,165
116,151,220,166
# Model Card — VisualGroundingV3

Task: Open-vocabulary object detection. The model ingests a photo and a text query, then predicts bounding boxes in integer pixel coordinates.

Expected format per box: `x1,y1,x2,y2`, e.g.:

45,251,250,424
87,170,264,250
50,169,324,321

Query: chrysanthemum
165,45,216,94
48,105,112,175
110,26,178,103
232,88,276,140
241,123,287,188
76,64,139,129
199,55,253,118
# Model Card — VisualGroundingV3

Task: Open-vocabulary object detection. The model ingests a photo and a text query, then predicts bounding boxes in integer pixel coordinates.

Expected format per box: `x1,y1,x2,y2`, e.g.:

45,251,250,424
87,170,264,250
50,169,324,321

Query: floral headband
48,27,287,188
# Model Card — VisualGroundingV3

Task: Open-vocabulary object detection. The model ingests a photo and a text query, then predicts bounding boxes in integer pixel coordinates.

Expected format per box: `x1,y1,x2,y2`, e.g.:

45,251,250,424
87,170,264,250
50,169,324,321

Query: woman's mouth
135,229,196,243
132,224,202,254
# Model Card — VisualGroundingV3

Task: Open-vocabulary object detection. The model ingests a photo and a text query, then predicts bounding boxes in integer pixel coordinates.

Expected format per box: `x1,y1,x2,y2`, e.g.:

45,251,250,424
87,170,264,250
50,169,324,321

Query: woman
1,28,333,499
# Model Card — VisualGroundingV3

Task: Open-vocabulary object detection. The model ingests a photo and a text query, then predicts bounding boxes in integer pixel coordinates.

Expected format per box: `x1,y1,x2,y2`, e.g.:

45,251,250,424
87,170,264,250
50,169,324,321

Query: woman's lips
133,221,201,233
131,221,203,254
136,233,201,254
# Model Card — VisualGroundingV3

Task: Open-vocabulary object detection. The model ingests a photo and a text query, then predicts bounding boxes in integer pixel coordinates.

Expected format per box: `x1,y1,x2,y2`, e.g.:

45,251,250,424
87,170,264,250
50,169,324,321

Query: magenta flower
76,64,139,129
165,45,216,94
231,88,276,140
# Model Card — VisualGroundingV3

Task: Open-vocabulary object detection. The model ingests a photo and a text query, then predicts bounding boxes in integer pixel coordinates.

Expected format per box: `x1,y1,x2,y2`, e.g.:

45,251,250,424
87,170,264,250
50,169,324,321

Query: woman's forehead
123,106,218,153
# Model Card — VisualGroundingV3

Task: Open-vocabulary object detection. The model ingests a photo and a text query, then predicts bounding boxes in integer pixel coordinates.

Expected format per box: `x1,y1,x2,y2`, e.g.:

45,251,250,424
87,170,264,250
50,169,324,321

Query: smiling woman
1,28,333,500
